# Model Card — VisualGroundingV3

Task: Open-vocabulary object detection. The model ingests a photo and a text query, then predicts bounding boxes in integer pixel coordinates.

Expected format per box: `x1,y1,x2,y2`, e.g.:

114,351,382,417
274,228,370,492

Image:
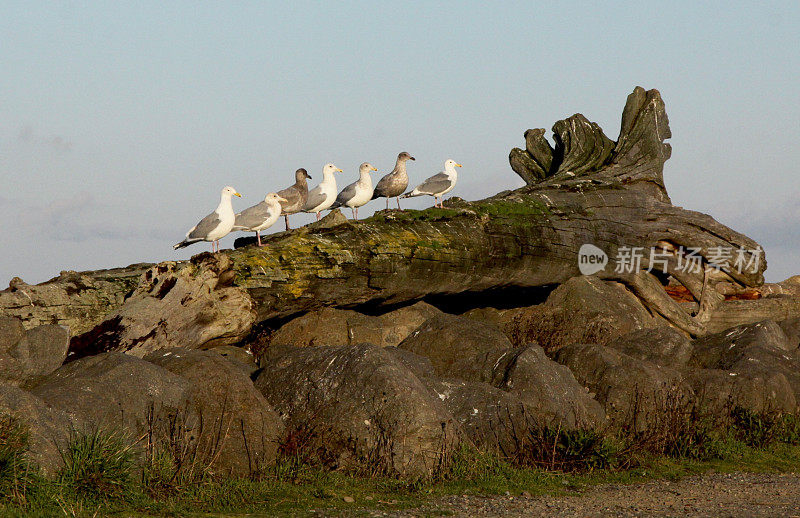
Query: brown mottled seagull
371,151,415,210
277,168,311,230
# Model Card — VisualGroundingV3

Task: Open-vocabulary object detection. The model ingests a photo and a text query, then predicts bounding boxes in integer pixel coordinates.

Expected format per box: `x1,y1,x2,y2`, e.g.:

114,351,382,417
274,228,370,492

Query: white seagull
402,159,462,208
303,163,343,220
330,162,378,219
232,192,288,246
174,186,241,252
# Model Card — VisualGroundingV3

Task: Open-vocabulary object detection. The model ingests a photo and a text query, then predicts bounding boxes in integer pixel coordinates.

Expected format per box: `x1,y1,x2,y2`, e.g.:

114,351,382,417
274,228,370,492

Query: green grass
4,407,800,516
2,440,800,517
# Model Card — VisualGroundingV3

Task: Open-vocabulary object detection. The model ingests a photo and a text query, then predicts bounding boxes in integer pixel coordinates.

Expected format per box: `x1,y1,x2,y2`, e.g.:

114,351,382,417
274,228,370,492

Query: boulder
254,344,459,478
691,320,795,369
266,301,442,348
0,384,78,474
383,347,436,379
687,369,797,414
606,326,694,369
398,313,513,379
0,317,69,385
778,317,800,350
29,352,192,438
488,344,606,429
68,253,256,359
145,349,284,476
209,345,259,377
555,343,689,430
427,379,533,460
690,319,800,402
467,277,659,351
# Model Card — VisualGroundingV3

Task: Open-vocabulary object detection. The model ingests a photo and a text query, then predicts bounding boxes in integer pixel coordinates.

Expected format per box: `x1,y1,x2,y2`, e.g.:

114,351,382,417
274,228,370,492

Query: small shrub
520,426,620,472
59,430,135,499
730,407,800,449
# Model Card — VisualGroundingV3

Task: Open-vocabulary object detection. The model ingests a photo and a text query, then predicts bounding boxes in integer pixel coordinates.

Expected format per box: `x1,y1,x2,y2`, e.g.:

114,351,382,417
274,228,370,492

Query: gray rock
145,349,285,476
427,379,533,460
267,301,442,349
691,320,795,369
687,368,796,414
69,253,256,359
209,345,259,377
0,317,69,385
254,343,459,478
384,347,436,379
0,316,26,351
30,352,192,438
398,313,513,379
555,343,689,430
489,344,606,429
0,384,79,474
606,326,694,369
470,277,659,351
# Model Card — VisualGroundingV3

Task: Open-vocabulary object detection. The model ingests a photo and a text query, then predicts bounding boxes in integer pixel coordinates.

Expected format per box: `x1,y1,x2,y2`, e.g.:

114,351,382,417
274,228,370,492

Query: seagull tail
400,190,419,199
173,238,201,250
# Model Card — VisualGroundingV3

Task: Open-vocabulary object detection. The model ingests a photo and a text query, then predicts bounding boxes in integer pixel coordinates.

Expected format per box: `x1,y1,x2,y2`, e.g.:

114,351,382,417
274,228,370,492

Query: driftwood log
0,86,787,357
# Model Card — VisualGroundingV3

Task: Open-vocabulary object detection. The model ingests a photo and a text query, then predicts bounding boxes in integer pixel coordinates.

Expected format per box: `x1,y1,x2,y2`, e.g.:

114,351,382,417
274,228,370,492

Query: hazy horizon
2,2,797,286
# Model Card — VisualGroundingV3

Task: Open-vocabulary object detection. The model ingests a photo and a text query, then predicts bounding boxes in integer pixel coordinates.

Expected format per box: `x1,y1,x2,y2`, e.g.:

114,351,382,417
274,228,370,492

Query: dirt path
379,472,800,517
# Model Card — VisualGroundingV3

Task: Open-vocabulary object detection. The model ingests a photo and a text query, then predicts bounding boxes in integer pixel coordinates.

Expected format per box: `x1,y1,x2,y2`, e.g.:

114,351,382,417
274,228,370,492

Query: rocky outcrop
0,266,150,334
489,345,606,429
254,344,459,477
265,301,441,348
0,384,78,474
0,316,69,385
466,276,659,351
68,253,256,359
397,313,513,379
606,326,694,370
556,343,690,430
29,352,192,436
145,349,284,476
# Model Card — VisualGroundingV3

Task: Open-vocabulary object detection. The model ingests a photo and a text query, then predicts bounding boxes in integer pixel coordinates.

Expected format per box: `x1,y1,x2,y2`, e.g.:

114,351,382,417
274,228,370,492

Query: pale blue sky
1,1,798,285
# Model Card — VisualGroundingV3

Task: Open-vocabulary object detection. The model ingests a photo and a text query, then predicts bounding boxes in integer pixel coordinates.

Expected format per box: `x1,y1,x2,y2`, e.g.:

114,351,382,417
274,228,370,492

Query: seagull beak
410,156,416,161
336,168,343,173
234,192,242,197
278,196,288,203
455,163,463,168
371,167,378,171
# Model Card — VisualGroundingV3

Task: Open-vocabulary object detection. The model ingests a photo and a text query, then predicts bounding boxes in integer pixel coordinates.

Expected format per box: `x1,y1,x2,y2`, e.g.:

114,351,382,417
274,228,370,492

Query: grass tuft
59,429,136,499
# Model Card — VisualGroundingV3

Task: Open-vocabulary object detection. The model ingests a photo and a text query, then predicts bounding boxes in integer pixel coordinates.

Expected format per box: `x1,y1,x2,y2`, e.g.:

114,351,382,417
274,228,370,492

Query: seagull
232,192,288,246
330,162,378,219
401,159,462,208
277,168,311,230
303,163,343,220
372,151,415,210
173,186,241,252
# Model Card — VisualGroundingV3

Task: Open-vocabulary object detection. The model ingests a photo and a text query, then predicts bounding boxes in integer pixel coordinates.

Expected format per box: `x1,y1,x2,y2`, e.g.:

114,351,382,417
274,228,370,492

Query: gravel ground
357,472,800,517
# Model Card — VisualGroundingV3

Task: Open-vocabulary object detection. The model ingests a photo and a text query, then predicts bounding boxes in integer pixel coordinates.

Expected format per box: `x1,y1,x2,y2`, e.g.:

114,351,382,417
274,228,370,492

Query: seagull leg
396,197,402,210
257,231,263,247
351,207,355,219
385,198,389,210
316,212,321,221
284,214,290,231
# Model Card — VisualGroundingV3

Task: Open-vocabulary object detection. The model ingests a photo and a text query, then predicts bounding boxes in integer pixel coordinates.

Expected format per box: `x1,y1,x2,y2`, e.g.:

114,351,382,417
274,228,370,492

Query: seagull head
360,162,378,174
222,186,242,197
323,163,343,176
265,192,288,203
398,151,415,162
445,159,463,169
296,168,311,181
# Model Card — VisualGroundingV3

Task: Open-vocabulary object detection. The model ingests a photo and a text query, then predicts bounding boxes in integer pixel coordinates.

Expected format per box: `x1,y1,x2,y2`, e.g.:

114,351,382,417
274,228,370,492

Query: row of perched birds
173,152,463,250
